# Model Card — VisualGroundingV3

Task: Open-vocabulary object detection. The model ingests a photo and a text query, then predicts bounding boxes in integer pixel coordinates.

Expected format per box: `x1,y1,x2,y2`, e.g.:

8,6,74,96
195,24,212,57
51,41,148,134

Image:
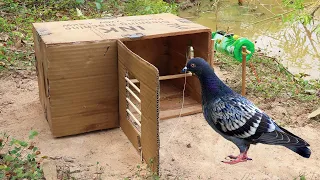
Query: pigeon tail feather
285,146,311,158
278,126,310,146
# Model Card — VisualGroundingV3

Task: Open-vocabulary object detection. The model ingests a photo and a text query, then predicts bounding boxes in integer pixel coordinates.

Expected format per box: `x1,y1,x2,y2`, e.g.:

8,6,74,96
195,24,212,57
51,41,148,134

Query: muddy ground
0,69,319,180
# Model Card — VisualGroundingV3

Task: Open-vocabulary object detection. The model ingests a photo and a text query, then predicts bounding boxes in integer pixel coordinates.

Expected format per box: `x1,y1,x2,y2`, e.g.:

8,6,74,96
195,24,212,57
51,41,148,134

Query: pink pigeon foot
227,154,252,160
222,152,252,164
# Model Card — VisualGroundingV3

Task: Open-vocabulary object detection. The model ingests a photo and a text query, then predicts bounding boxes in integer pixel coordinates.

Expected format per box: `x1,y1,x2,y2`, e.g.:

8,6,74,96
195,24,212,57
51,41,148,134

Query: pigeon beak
181,66,188,73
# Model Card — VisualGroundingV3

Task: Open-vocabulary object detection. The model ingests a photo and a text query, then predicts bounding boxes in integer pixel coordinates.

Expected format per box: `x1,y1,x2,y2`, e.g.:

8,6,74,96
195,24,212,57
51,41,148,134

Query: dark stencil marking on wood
176,18,193,23
166,23,195,30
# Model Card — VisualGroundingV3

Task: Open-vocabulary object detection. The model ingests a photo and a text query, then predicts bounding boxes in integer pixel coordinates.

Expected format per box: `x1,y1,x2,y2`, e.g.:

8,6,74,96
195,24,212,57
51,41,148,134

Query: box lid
32,13,211,44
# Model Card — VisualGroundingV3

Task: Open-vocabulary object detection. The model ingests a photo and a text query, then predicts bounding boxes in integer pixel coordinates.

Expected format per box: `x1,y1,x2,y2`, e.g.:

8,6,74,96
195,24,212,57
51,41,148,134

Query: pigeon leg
227,155,238,159
223,150,252,164
227,151,252,160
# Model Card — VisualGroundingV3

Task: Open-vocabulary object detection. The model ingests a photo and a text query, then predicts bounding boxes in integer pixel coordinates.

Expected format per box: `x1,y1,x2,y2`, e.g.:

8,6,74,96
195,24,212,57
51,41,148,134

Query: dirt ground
1,69,320,180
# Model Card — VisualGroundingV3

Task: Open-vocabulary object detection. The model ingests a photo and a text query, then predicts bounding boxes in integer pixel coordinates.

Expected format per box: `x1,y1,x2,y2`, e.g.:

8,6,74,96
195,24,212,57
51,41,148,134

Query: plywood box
33,13,212,173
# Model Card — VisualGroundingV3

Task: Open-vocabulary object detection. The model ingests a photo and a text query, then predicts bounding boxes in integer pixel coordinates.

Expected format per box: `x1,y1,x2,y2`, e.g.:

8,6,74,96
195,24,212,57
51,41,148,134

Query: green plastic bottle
211,31,255,62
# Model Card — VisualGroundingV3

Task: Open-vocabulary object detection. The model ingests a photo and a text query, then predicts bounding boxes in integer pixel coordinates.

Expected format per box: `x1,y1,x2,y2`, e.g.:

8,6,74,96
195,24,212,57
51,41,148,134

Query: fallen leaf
56,12,63,18
0,62,5,66
15,39,22,48
12,31,24,38
308,107,320,119
0,33,9,42
22,40,33,45
76,8,84,17
304,89,316,95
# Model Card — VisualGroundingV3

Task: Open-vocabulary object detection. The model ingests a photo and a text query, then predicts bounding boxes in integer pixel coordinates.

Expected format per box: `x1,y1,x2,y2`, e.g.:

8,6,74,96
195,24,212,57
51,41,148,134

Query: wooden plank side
50,96,118,118
118,40,160,174
118,55,158,88
124,37,169,76
168,32,211,103
33,26,53,128
51,112,118,137
140,82,159,173
42,40,119,136
46,41,117,80
32,27,45,109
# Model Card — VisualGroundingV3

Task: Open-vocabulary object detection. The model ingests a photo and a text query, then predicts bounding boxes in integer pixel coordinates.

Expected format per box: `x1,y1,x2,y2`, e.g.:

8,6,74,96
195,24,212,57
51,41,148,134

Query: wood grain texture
168,32,211,103
35,40,119,137
124,37,169,76
32,27,53,128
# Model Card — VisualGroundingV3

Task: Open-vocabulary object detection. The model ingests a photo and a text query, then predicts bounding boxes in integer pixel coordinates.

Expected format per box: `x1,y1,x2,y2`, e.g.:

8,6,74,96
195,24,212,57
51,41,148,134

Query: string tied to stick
160,46,194,149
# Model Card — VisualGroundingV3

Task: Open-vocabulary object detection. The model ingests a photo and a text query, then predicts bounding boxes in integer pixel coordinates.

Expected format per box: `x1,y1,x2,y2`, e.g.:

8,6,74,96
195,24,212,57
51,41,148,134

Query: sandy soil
1,70,319,180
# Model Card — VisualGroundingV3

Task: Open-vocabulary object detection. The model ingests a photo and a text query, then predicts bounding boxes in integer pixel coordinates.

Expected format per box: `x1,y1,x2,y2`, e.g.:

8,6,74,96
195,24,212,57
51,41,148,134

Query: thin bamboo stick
126,97,141,115
126,87,141,103
159,72,193,81
126,109,141,127
125,77,140,93
130,72,193,84
242,46,247,96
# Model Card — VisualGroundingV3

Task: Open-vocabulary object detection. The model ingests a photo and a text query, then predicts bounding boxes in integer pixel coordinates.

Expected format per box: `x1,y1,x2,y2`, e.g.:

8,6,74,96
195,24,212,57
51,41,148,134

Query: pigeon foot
227,155,252,160
222,153,252,164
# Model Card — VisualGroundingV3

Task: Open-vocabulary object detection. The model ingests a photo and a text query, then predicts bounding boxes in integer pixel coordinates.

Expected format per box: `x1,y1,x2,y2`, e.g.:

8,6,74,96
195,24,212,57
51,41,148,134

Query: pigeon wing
205,96,273,139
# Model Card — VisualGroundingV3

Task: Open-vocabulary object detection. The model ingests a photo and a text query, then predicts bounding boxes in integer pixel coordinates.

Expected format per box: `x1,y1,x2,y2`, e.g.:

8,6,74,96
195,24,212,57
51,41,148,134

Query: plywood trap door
118,40,160,174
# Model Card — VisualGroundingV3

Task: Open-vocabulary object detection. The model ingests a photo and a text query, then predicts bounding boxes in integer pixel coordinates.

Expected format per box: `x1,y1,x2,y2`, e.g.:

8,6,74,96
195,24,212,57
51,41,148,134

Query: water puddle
179,0,320,80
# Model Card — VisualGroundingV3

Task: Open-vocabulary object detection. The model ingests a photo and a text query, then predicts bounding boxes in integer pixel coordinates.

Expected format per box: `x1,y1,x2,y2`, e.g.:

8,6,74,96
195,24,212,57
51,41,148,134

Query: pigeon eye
190,63,196,68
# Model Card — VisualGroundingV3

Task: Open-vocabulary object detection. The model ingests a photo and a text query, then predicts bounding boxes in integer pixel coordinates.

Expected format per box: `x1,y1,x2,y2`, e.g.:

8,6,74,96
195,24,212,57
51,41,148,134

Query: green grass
0,0,178,71
215,52,320,103
124,0,178,16
0,131,46,179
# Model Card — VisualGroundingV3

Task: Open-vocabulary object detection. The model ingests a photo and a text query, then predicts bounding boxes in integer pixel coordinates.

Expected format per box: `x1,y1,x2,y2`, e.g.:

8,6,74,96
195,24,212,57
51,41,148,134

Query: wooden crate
32,13,212,174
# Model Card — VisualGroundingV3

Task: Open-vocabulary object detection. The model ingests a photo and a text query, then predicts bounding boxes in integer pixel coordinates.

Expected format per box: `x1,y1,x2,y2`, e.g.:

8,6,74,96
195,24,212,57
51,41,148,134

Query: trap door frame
118,40,160,174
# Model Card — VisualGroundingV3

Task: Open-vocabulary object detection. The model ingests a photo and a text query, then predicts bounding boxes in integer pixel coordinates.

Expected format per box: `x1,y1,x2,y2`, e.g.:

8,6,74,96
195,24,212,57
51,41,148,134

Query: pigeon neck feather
197,66,235,103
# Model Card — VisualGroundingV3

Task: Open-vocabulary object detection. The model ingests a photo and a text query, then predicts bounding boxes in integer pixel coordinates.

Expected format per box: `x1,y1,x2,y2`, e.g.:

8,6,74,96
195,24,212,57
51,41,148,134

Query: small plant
76,0,105,11
124,0,178,16
293,174,307,180
93,161,103,180
0,131,46,179
129,158,160,180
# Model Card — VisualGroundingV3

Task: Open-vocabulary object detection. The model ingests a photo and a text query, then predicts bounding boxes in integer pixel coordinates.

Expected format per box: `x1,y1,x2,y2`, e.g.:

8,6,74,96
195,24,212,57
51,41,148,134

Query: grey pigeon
181,57,311,164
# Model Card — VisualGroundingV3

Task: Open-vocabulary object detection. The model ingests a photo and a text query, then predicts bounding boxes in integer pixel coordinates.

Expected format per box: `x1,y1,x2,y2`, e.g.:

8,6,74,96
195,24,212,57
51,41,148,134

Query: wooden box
32,13,212,173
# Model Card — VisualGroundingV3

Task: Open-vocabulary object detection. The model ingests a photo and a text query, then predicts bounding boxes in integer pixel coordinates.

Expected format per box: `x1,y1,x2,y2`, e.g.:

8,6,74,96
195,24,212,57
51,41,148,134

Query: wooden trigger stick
241,46,247,96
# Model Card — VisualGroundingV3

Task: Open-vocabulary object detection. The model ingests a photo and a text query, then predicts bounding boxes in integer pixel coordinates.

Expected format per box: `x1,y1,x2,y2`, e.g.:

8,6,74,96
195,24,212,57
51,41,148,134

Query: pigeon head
181,57,213,77
181,57,234,99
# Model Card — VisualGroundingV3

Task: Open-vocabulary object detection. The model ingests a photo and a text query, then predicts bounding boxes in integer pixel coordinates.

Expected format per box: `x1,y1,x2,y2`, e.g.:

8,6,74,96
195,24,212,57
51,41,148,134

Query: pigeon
181,57,311,164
